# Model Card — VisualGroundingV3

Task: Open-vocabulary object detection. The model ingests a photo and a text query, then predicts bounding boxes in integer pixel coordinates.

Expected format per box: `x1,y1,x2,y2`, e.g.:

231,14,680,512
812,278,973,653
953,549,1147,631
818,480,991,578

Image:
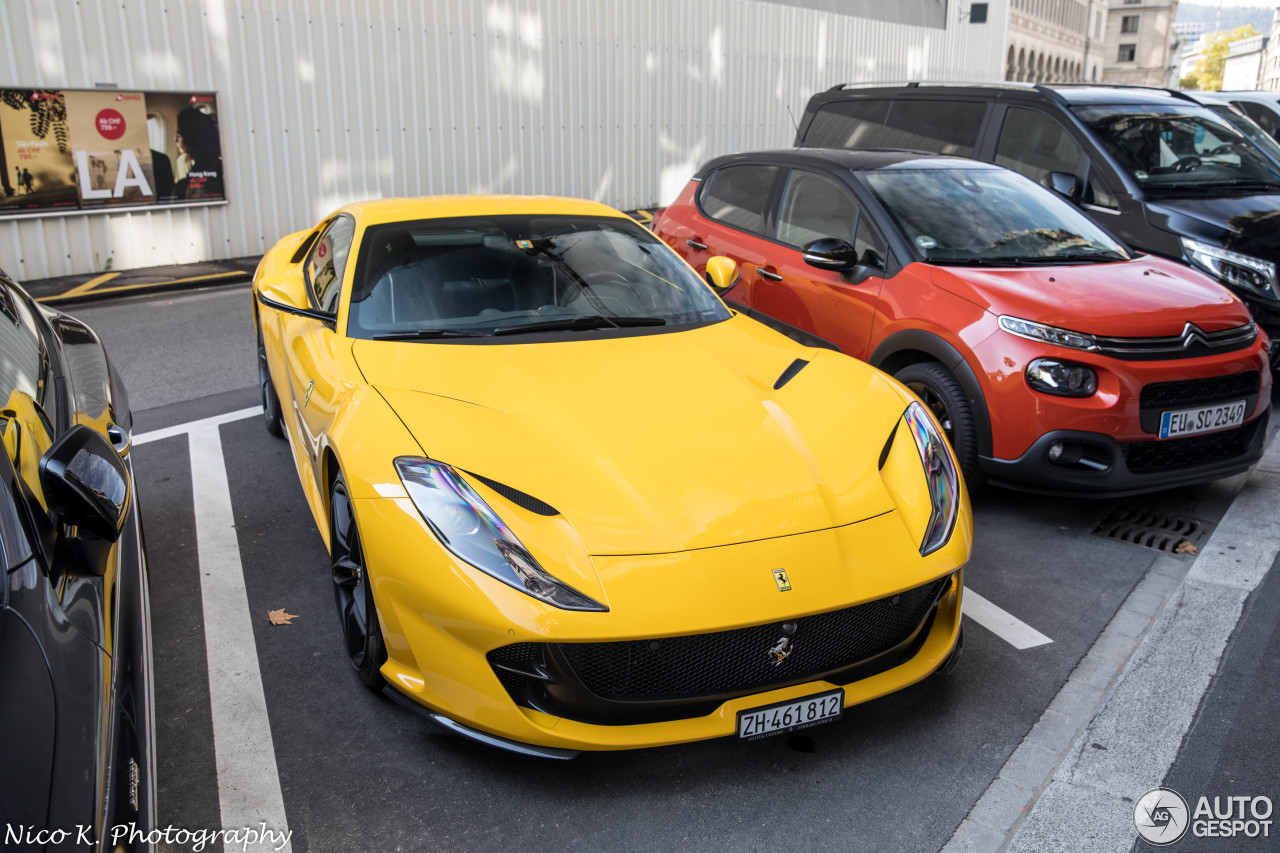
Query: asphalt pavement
39,258,1280,852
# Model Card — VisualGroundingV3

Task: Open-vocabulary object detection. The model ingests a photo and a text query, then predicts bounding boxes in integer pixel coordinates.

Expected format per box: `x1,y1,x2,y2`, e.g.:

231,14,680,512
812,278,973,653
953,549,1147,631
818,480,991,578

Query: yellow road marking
631,208,653,224
38,270,246,303
57,272,120,299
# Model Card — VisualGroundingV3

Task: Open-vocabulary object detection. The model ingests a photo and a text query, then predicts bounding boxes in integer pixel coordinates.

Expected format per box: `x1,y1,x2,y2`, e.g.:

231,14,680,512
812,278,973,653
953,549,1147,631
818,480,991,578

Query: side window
994,108,1084,185
877,100,985,157
0,288,56,513
854,216,887,269
803,100,891,149
306,215,356,313
776,170,858,248
1235,101,1280,141
1082,170,1119,211
698,165,781,235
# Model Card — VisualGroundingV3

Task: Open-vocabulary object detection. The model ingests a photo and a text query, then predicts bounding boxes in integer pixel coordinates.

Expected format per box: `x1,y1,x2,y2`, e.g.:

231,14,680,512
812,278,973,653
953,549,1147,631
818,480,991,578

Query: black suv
796,83,1280,363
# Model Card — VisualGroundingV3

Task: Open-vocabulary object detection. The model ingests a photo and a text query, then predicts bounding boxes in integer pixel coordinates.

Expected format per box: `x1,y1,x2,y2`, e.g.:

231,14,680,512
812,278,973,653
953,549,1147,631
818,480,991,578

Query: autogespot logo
1135,788,1190,846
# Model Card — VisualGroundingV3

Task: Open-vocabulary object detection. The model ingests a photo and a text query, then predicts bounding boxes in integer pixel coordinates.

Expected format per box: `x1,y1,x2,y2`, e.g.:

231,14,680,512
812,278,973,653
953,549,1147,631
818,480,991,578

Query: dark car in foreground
795,83,1280,363
0,268,154,849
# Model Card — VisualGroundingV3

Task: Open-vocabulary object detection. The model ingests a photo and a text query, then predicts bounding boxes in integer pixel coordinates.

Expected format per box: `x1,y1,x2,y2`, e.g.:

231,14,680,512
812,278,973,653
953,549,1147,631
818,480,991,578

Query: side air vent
465,471,559,516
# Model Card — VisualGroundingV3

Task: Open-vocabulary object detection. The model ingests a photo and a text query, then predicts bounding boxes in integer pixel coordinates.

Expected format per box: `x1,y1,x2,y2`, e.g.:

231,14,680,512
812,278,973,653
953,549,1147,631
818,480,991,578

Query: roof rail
1042,82,1199,103
828,80,1039,93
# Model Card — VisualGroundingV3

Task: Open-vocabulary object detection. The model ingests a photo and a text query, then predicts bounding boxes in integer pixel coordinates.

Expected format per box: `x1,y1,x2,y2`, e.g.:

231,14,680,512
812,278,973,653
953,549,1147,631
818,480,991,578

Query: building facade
1222,34,1270,91
0,0,1009,280
1007,0,1110,83
1102,0,1179,87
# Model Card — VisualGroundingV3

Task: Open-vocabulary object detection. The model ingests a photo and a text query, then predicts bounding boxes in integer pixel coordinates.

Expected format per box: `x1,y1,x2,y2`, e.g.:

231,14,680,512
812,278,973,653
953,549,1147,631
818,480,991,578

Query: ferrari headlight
394,458,607,612
904,402,960,556
1182,238,1277,299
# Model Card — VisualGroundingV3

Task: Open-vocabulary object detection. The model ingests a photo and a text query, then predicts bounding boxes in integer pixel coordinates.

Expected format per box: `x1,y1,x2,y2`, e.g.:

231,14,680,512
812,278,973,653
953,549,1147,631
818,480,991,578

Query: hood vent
773,358,810,390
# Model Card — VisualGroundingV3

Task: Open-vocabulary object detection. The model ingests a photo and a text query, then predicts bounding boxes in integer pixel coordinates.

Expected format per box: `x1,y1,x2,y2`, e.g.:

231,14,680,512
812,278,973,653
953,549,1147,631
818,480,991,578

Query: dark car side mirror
39,425,130,545
802,238,859,271
1042,171,1081,202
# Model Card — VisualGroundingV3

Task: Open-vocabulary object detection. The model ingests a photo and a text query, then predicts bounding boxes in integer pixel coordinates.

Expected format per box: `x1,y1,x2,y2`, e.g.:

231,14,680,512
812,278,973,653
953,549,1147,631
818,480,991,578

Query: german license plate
1159,399,1247,439
737,689,843,741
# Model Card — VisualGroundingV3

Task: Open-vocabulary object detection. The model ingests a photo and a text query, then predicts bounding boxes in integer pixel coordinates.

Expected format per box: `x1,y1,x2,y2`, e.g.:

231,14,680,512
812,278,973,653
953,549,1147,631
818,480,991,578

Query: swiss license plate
736,689,843,741
1159,399,1247,439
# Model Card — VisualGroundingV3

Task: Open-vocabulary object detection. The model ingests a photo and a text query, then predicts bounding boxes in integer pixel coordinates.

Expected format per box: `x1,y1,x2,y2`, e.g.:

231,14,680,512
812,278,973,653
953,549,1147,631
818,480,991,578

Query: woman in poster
173,107,223,199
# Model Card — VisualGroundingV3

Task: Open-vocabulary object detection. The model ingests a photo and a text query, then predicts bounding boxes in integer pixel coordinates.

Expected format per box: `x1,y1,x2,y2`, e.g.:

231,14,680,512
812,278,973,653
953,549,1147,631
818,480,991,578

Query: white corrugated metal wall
0,0,1008,280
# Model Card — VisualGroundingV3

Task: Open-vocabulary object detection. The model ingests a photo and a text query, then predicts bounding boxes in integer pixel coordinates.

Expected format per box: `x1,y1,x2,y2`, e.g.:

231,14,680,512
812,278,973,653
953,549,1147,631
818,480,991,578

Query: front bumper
355,498,968,752
979,403,1270,497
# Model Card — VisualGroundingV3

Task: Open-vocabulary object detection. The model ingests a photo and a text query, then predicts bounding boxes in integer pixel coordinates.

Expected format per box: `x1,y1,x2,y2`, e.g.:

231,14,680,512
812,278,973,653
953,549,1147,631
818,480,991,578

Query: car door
688,164,783,305
0,291,112,842
763,168,888,358
283,213,357,484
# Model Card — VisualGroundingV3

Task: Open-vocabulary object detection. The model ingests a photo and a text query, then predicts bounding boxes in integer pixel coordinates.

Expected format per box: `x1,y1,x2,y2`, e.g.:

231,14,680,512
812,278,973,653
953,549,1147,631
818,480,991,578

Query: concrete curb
941,434,1280,852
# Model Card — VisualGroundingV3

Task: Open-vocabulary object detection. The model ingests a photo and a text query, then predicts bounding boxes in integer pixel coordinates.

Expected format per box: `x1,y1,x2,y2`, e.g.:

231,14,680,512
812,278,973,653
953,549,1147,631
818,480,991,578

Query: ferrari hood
928,255,1250,337
353,317,904,556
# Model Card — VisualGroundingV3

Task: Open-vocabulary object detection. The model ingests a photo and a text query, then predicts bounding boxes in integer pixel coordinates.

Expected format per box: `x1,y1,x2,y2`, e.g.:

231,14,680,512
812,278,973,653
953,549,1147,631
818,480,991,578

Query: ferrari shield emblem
773,568,792,592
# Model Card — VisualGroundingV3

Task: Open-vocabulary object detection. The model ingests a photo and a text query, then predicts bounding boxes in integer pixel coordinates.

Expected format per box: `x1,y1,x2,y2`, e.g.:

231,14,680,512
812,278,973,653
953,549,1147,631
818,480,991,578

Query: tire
894,361,983,491
257,322,285,438
329,472,388,690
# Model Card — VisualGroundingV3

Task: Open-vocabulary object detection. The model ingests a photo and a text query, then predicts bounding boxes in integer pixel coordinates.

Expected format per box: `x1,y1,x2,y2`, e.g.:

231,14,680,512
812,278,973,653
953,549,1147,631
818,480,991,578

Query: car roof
813,82,1203,108
693,148,991,178
333,195,631,226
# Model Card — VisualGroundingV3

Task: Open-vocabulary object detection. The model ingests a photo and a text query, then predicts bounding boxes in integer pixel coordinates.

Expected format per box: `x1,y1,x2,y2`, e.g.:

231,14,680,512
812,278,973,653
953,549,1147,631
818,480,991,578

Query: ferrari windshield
347,215,729,339
862,167,1131,265
1073,103,1280,193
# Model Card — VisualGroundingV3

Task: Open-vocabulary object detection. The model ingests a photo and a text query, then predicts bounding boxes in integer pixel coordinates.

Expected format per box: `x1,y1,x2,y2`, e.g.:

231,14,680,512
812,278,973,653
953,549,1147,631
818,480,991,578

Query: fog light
1048,441,1064,461
1026,358,1098,397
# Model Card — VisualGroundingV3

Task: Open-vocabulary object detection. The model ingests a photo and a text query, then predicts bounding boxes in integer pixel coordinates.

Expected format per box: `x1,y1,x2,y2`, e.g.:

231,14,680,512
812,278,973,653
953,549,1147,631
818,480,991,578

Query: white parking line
134,405,263,446
963,588,1054,649
145,414,292,852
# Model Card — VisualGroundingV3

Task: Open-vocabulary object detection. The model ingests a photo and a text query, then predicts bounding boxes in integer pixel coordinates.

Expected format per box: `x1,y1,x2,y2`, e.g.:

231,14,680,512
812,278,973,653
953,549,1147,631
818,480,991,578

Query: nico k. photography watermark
4,822,292,851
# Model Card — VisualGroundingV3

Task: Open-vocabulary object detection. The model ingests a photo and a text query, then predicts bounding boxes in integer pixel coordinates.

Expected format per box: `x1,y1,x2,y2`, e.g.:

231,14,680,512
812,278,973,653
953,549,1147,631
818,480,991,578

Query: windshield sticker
915,235,937,250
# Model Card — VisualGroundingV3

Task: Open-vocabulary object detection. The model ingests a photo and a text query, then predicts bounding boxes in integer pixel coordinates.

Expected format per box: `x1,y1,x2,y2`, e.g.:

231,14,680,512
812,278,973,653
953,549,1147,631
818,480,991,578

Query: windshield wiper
492,314,667,336
373,328,486,340
928,257,1033,267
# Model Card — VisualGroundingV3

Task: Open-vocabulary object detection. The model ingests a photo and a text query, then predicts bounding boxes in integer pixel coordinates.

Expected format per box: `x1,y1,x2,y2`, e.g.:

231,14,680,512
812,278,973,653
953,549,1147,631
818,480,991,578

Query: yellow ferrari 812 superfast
252,196,972,758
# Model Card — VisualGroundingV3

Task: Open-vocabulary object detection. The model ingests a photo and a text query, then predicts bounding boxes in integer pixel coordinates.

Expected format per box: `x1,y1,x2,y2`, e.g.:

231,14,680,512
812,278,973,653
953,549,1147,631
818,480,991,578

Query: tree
1184,24,1260,92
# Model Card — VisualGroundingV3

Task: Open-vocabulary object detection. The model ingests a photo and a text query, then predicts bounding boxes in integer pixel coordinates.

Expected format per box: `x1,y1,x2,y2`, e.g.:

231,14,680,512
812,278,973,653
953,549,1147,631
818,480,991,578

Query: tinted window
803,100,892,149
307,214,356,312
776,170,858,247
1235,101,1280,140
699,166,780,234
347,215,730,339
995,108,1084,184
807,99,985,157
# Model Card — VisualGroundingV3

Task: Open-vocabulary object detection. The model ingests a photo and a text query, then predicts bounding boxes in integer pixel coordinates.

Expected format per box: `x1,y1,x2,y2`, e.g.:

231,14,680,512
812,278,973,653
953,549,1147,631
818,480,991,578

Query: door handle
757,268,783,282
687,239,708,251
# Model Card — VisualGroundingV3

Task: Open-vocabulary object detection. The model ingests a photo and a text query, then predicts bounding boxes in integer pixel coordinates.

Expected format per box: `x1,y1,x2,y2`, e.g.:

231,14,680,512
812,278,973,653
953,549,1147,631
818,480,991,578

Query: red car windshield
862,167,1131,265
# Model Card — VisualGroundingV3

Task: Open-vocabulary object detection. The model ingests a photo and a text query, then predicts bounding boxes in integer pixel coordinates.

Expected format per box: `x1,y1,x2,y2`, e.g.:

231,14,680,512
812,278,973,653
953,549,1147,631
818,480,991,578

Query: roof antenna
786,104,799,137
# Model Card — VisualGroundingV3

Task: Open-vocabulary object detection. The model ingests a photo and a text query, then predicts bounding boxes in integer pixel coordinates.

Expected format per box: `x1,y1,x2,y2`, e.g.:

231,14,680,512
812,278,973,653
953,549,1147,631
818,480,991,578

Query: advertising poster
146,92,224,202
0,88,224,214
63,89,155,207
0,90,78,213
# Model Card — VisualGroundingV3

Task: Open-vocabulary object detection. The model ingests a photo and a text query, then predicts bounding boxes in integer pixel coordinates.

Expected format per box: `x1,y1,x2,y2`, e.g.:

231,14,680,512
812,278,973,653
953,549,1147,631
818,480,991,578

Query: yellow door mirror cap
704,256,740,294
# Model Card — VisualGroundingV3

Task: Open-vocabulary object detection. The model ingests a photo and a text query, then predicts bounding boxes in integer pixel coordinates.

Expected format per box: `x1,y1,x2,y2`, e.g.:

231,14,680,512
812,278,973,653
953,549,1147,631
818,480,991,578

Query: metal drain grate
1091,506,1212,554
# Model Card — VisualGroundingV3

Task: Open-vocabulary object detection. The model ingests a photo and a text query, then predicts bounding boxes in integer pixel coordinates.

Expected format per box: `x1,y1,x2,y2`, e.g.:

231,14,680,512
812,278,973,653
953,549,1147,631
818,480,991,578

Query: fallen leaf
268,608,298,625
1174,540,1198,555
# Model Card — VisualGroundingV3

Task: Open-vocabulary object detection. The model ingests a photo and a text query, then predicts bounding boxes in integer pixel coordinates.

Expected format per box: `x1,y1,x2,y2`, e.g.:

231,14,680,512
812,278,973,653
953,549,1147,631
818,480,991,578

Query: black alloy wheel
257,321,285,437
330,472,388,689
894,361,983,491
